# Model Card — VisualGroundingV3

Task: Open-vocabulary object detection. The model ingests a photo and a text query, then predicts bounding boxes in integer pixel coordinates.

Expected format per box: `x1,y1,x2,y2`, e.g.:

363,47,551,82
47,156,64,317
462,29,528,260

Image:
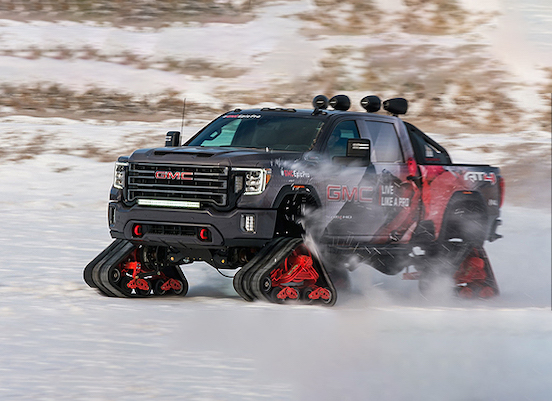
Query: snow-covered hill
0,0,550,131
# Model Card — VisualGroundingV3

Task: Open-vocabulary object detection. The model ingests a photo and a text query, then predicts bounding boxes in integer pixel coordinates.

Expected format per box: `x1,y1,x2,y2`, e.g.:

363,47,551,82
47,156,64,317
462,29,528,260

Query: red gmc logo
155,171,193,180
327,185,373,202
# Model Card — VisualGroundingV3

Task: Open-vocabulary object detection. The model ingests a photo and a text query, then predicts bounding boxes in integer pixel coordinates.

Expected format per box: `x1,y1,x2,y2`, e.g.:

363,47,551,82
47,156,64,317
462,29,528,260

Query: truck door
321,118,420,243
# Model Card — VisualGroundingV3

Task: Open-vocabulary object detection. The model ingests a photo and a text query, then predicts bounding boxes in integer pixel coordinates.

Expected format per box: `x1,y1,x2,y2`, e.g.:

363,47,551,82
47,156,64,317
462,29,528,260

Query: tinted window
405,122,451,165
326,120,360,158
363,121,403,163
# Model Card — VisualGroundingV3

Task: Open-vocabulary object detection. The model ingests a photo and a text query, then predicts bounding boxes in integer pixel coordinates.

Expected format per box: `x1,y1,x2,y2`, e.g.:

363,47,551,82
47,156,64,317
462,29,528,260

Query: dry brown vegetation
0,0,546,134
1,46,249,78
0,83,221,121
298,0,496,36
298,0,382,35
399,0,496,35
0,126,165,163
0,0,265,26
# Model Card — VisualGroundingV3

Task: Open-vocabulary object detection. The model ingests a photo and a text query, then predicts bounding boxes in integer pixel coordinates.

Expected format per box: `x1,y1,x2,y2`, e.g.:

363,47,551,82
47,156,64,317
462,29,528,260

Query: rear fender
439,191,488,245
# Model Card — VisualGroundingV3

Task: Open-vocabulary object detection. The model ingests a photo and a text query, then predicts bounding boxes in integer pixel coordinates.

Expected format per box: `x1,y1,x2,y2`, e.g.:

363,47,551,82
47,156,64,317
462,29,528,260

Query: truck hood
128,146,303,167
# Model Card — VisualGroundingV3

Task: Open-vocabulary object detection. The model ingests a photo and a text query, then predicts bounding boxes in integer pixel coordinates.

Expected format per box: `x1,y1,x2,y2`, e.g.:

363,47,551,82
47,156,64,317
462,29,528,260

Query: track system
416,242,499,299
85,237,336,304
233,237,337,306
84,240,188,298
453,246,499,298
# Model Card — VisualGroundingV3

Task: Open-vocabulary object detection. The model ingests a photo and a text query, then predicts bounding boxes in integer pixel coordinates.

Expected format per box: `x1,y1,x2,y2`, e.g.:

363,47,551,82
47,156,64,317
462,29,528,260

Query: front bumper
108,202,277,248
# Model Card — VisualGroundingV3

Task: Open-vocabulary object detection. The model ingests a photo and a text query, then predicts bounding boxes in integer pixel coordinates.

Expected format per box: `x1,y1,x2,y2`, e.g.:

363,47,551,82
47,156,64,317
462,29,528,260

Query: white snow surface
0,118,550,400
0,0,551,399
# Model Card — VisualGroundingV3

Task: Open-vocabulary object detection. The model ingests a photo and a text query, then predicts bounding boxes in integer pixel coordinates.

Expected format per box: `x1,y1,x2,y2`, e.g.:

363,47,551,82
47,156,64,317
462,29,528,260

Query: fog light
242,214,256,233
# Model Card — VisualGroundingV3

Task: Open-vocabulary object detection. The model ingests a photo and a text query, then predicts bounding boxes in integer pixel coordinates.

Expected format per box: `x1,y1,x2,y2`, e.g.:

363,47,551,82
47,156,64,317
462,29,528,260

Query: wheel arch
438,191,489,245
272,185,321,237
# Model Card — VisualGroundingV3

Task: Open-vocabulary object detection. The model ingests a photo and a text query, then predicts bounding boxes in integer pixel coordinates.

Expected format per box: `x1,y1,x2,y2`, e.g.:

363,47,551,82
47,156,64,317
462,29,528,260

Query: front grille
127,163,229,207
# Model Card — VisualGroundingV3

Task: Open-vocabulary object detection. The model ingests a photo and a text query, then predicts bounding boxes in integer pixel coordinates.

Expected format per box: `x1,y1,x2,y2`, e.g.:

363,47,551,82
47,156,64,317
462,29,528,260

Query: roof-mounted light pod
312,95,329,110
329,95,351,111
383,98,408,116
360,95,381,113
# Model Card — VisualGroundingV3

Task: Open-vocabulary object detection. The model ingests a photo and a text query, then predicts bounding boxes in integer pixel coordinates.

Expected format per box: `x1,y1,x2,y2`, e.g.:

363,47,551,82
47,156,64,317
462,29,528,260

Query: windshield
187,114,325,152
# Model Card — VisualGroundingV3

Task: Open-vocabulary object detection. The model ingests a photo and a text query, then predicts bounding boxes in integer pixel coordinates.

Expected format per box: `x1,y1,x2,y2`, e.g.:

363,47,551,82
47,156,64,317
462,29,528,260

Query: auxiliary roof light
360,95,381,112
329,95,351,111
312,95,329,110
383,98,408,116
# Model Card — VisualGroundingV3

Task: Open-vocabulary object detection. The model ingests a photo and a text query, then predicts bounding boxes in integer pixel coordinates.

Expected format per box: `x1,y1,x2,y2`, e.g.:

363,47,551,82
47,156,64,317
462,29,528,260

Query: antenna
180,98,186,134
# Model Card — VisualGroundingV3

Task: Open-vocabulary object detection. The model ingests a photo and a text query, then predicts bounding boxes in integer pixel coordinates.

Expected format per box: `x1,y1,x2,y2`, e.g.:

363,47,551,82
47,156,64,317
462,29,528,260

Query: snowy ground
0,118,550,400
0,0,551,399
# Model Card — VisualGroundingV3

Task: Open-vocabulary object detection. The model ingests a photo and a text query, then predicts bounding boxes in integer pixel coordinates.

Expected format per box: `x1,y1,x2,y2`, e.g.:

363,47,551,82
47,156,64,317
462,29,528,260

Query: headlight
233,168,271,195
113,162,128,189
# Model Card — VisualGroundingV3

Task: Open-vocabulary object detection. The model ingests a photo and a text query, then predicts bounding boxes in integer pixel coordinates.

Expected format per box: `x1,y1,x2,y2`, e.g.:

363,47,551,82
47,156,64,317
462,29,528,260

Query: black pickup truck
84,95,504,305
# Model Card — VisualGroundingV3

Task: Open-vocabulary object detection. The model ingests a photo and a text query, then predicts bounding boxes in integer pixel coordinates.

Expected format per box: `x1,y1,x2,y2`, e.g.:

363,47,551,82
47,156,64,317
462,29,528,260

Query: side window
326,120,360,158
405,122,451,165
422,142,446,162
363,121,403,163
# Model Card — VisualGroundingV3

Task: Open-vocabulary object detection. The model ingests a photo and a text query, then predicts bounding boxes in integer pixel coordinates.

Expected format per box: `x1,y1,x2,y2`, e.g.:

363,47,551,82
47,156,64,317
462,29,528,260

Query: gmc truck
84,95,504,305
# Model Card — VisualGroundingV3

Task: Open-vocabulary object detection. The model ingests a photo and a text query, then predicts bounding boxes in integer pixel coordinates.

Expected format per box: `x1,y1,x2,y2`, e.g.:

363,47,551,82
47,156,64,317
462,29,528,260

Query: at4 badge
464,171,497,185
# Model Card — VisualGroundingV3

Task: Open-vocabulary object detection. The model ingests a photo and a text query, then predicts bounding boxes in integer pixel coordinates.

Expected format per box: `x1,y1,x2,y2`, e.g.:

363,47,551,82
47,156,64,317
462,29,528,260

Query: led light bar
137,199,201,209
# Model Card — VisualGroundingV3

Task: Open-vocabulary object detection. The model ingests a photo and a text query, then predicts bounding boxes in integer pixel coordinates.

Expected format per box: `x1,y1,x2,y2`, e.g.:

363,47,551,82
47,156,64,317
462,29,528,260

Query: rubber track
88,239,131,296
420,241,499,297
92,240,137,297
242,237,291,300
84,239,125,288
233,237,288,302
250,237,302,300
467,246,500,295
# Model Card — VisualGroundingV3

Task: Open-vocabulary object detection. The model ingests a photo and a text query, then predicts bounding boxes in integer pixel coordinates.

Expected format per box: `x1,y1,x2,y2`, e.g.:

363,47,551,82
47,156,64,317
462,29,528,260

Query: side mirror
165,131,181,147
303,152,321,163
346,138,370,159
333,139,371,166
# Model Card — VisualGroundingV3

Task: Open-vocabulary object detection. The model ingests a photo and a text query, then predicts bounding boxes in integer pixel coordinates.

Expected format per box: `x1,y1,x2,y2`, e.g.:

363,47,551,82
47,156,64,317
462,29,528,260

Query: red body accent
133,224,143,237
199,228,210,241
